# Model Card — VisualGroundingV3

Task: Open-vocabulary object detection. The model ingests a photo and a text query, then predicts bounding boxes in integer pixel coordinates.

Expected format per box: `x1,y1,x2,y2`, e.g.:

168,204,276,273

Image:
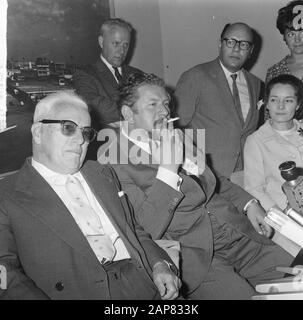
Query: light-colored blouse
244,119,303,210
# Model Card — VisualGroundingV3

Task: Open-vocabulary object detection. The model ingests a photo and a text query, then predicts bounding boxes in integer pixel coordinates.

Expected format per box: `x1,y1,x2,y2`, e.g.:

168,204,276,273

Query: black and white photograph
1,0,303,302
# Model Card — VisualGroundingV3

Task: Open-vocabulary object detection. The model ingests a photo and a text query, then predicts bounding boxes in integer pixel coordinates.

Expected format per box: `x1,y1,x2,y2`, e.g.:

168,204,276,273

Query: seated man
98,73,296,300
0,91,180,300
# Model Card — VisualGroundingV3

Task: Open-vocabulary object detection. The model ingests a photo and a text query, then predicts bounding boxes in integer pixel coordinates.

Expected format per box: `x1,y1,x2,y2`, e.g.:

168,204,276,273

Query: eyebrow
228,37,251,42
269,95,296,98
147,97,170,102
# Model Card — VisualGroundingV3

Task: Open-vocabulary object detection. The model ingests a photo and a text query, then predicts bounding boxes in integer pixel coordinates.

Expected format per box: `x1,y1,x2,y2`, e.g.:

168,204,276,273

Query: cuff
243,198,260,215
156,166,183,191
182,157,199,176
161,260,179,276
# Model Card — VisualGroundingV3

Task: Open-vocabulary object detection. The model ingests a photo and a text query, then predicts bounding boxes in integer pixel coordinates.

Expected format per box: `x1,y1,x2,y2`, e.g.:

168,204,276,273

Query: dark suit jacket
99,134,273,293
175,58,264,178
0,159,170,300
73,59,143,129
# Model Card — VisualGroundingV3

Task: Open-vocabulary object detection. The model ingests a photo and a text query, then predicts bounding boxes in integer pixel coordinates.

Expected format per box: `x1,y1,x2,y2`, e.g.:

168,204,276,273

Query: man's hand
152,260,181,300
152,119,184,174
183,131,205,176
246,201,273,238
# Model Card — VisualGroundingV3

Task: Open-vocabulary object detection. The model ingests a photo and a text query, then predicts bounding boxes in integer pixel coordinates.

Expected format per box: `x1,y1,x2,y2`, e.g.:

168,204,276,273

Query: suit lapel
80,161,127,233
115,131,216,203
95,60,119,92
14,160,101,267
81,161,146,265
210,59,243,127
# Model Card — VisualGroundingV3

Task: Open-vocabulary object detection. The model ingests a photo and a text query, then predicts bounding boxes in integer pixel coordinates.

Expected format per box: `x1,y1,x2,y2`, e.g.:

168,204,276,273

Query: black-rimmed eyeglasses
39,120,97,143
222,38,252,51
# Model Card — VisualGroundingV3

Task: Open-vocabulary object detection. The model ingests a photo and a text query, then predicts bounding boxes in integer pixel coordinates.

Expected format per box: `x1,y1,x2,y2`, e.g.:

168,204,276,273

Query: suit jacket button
55,282,64,291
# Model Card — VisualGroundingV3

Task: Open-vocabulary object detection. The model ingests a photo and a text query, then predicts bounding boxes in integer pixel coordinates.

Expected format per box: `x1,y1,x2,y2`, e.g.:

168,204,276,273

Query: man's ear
121,105,134,123
98,35,104,49
248,45,254,58
31,123,42,144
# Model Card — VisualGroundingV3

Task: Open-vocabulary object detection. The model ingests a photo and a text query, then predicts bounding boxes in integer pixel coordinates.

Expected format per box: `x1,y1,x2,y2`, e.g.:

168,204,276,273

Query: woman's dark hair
276,0,303,35
265,74,303,119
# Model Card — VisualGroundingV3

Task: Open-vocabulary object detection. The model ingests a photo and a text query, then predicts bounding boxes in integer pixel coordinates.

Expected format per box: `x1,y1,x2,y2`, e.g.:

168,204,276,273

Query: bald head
219,22,254,73
221,23,253,42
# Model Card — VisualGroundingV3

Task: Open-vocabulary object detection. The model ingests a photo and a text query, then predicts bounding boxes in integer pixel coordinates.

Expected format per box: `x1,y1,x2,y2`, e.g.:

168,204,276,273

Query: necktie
230,74,244,125
113,66,123,85
65,175,116,264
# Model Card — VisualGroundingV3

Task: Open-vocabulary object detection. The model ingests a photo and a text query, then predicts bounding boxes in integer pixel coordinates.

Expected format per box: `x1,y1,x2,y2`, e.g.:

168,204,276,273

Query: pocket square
257,99,264,110
118,191,124,197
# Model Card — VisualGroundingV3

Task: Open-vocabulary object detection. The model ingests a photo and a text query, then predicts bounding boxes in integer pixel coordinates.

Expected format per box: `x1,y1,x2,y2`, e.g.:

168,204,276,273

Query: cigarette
167,117,180,123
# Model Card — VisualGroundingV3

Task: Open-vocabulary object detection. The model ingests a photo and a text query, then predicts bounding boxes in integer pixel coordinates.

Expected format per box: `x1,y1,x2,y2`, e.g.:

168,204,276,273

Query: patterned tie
112,66,123,85
65,175,116,264
230,74,244,125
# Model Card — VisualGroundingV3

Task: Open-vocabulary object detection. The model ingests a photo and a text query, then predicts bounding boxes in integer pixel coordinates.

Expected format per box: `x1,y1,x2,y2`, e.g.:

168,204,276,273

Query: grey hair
100,18,132,36
33,90,88,122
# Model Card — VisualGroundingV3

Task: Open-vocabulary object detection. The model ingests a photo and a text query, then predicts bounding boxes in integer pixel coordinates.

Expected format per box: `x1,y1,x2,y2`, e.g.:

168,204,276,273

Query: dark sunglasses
39,119,97,143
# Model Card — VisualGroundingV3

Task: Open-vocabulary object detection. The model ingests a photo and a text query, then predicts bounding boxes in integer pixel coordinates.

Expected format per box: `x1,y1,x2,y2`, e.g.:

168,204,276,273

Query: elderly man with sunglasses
0,91,180,300
175,22,264,181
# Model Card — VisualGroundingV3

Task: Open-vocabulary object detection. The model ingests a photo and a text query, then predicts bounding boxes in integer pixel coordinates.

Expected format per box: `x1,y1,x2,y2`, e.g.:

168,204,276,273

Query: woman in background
266,1,303,83
244,74,303,212
265,1,303,121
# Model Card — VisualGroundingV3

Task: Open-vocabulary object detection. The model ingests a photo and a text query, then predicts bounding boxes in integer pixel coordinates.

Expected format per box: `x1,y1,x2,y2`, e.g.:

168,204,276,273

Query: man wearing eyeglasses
175,22,264,181
0,91,180,300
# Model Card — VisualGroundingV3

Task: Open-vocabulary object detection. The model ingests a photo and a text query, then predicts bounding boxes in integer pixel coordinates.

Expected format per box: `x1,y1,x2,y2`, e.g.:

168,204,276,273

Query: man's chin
64,163,83,175
64,154,84,170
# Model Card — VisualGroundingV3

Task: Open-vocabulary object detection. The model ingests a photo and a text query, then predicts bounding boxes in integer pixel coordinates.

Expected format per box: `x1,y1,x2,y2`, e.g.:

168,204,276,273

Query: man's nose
118,44,127,55
160,105,169,117
74,128,85,144
232,42,241,51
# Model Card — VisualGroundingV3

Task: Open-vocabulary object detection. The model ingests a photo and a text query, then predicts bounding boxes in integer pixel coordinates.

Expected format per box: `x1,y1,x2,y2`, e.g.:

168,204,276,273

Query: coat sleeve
212,169,253,214
110,165,184,239
244,134,277,211
174,70,200,128
73,70,120,125
0,205,49,300
107,166,179,272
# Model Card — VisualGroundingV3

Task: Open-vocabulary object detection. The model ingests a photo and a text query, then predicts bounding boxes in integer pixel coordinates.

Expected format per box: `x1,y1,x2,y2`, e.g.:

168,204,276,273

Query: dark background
1,0,111,174
7,0,110,65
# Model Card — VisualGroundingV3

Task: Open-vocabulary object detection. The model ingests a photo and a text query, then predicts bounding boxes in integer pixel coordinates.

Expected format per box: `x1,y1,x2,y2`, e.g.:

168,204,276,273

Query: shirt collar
100,54,122,74
121,124,151,154
31,158,83,186
219,59,243,81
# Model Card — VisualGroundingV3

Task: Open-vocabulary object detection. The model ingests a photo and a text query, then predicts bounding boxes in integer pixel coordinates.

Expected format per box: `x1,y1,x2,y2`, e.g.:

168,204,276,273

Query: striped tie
231,73,244,125
65,175,116,264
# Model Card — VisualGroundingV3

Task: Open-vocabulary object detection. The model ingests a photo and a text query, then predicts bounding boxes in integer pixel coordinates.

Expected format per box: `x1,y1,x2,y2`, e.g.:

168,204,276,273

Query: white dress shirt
31,158,130,262
101,55,122,84
220,61,251,121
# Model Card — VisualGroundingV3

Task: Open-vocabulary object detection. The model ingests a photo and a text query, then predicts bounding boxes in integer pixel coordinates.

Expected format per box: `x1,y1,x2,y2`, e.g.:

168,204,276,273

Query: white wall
159,0,289,86
113,0,164,78
113,0,291,87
